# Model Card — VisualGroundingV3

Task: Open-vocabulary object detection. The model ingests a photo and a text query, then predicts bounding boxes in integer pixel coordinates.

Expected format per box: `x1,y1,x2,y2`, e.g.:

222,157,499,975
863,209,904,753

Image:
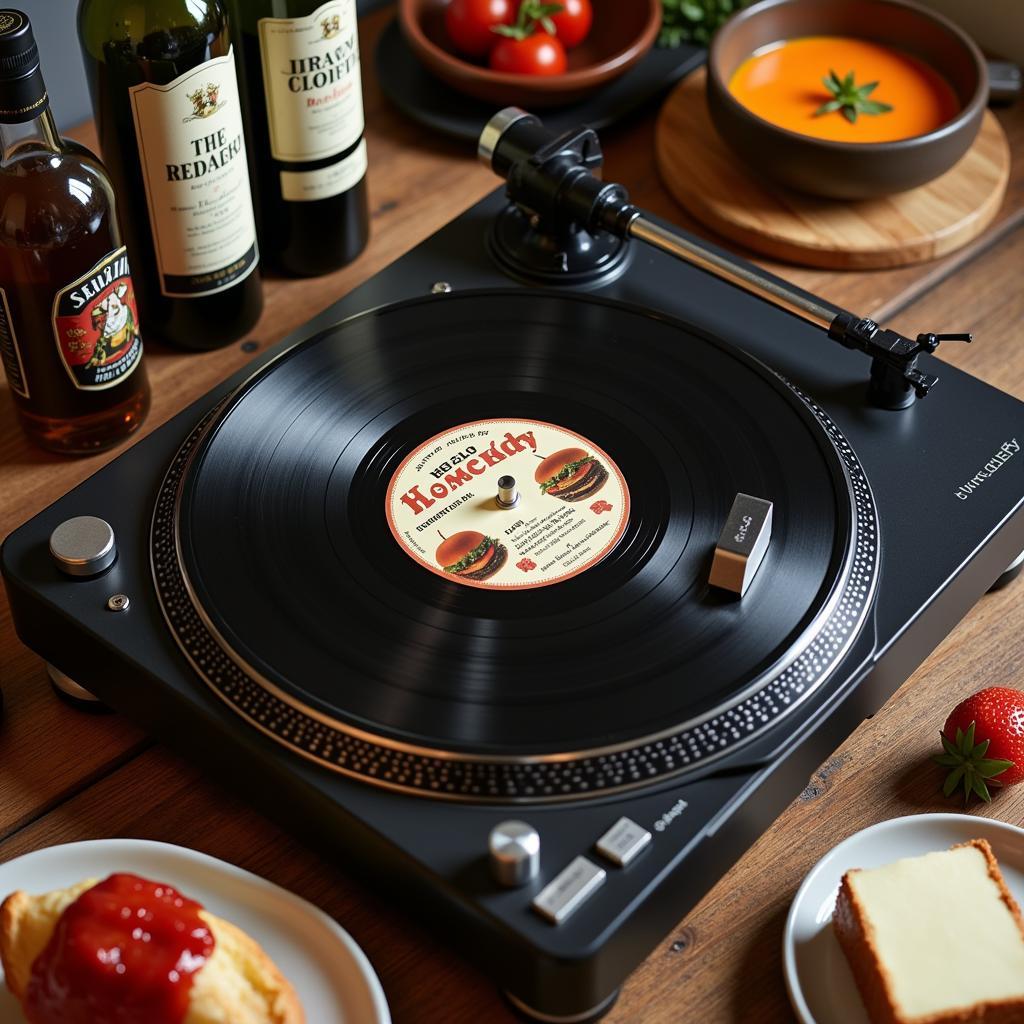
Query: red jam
24,873,215,1024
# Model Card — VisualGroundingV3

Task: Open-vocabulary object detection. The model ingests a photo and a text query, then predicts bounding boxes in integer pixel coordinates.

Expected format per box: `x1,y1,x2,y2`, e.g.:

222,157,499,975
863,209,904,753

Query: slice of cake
834,839,1024,1024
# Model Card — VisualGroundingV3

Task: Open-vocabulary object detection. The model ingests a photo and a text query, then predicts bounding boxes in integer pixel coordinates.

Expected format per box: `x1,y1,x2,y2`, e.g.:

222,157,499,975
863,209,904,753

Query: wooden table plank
2,6,1023,1022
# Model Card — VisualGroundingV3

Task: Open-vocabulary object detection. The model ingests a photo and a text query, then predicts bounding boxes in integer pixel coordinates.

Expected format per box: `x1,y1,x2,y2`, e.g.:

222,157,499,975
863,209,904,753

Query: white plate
0,839,390,1024
783,813,1024,1024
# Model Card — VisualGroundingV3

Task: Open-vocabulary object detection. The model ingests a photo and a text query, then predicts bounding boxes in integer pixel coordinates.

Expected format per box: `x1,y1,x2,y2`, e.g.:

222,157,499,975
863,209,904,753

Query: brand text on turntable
954,439,1019,501
654,799,689,833
400,430,539,514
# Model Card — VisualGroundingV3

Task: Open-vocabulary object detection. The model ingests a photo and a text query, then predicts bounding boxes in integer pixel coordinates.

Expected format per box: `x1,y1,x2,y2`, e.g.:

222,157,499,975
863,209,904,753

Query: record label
385,418,629,589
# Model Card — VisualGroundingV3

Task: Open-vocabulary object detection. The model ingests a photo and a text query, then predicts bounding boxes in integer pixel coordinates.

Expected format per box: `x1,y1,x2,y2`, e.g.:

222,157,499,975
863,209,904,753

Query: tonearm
478,108,971,411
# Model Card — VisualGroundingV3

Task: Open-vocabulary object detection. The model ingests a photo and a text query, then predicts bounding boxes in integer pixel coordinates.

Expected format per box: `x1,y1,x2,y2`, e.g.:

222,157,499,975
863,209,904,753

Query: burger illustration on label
436,531,508,582
535,447,609,502
386,418,629,591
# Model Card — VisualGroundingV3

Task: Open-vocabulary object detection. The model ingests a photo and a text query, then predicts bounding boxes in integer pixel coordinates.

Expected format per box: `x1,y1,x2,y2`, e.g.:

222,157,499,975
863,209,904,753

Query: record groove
151,291,879,802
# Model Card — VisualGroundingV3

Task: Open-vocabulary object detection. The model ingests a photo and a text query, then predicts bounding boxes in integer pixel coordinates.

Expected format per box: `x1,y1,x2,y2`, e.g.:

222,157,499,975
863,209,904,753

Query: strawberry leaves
815,69,893,124
933,721,1015,804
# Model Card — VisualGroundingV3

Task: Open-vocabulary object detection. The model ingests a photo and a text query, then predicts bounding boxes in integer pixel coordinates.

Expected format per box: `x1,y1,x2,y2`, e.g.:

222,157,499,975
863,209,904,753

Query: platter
153,290,878,800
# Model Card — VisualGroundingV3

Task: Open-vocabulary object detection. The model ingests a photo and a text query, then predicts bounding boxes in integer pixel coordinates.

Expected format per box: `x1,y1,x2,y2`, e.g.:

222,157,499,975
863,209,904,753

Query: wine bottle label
128,48,259,298
52,246,144,391
279,137,366,202
0,287,29,398
258,0,364,164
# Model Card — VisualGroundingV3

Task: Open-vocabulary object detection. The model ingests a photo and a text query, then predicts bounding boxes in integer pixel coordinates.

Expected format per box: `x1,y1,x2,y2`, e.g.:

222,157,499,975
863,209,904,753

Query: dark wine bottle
0,8,149,454
229,0,369,277
77,0,262,350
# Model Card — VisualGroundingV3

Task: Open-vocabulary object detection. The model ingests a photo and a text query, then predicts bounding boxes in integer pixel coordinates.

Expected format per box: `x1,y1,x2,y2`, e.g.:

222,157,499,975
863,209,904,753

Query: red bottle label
52,246,144,391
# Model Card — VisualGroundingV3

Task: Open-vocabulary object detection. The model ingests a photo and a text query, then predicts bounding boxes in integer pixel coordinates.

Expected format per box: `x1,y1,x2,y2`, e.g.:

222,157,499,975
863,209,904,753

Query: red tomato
444,0,515,58
549,0,592,48
489,32,568,75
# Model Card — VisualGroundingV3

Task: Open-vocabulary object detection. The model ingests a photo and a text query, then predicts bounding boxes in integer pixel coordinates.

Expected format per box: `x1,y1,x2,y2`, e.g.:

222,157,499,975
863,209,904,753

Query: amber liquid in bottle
0,11,148,454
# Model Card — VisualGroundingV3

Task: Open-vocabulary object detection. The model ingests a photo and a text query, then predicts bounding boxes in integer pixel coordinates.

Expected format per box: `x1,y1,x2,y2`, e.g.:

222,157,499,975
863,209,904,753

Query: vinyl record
153,290,878,801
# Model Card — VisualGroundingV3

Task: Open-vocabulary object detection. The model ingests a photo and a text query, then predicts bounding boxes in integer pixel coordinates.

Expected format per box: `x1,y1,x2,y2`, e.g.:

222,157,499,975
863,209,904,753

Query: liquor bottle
230,0,369,277
0,9,149,454
77,0,262,350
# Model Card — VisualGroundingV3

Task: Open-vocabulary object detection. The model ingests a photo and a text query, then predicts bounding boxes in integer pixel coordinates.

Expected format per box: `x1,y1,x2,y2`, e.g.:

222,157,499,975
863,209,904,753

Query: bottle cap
0,9,47,122
0,11,37,79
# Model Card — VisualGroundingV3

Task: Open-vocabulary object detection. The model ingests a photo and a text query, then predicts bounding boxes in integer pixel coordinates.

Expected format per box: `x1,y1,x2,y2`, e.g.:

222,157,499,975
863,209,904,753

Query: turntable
3,110,1023,1022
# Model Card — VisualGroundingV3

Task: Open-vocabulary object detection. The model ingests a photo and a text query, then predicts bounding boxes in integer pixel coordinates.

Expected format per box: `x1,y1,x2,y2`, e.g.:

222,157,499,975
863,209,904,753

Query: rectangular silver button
595,816,652,867
709,492,773,597
531,856,606,924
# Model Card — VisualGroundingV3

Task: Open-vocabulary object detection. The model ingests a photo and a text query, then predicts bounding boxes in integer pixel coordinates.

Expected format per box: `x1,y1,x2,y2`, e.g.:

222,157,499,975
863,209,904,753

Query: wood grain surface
1,8,1023,1023
656,67,1011,269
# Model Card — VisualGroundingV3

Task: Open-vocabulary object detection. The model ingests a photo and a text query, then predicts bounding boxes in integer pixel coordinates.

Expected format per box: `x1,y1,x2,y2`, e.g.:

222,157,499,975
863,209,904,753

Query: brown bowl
705,0,988,198
398,0,661,108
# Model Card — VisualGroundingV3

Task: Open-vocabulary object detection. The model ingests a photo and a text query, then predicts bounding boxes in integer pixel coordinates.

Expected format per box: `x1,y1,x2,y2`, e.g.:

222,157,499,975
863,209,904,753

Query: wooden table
2,8,1023,1022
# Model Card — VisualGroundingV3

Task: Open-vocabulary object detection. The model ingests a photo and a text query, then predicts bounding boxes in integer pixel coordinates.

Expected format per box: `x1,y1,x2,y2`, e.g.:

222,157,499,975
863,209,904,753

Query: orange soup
728,36,959,143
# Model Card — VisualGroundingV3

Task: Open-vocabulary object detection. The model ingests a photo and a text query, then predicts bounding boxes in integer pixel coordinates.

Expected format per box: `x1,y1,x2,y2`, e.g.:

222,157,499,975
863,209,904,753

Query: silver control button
531,856,605,924
49,516,116,578
489,820,540,887
595,817,652,868
709,493,773,596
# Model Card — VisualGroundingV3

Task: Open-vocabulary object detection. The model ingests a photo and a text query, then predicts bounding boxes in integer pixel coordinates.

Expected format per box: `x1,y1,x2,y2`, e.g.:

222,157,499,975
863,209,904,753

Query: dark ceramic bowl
706,0,988,198
398,0,661,108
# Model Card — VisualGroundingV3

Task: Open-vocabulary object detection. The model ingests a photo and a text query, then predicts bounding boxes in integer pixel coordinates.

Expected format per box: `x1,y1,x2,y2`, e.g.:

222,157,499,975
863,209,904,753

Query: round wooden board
655,67,1011,269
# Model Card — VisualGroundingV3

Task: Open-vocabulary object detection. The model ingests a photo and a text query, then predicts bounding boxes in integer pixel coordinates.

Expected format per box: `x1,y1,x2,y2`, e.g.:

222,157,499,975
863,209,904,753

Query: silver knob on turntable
489,820,540,887
49,516,116,578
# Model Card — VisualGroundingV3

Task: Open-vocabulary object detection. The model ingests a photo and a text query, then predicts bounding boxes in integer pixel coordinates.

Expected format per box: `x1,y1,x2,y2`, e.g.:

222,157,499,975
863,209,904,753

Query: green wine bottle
228,0,369,277
77,0,263,350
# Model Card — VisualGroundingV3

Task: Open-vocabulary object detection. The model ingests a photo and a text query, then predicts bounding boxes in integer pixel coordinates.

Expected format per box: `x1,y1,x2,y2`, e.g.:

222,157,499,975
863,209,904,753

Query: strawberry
934,687,1024,802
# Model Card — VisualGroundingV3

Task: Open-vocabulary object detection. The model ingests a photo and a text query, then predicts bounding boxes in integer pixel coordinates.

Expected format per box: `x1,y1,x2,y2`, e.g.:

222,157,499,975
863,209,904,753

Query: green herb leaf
658,0,750,48
813,99,843,117
816,68,894,123
859,100,894,116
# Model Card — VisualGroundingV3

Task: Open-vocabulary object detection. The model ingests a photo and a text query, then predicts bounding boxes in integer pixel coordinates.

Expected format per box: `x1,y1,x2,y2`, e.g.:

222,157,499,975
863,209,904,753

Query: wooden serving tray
656,67,1011,269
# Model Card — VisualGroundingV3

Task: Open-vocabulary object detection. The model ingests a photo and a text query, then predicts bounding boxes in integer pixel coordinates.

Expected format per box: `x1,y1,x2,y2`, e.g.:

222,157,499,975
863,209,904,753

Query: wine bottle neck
1,105,61,162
